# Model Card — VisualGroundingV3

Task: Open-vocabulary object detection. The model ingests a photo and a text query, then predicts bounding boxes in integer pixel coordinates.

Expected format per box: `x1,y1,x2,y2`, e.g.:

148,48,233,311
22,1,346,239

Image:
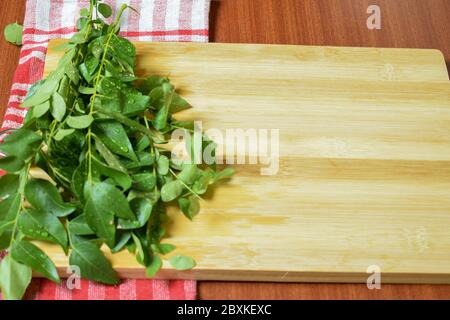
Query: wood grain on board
207,0,450,299
43,40,450,285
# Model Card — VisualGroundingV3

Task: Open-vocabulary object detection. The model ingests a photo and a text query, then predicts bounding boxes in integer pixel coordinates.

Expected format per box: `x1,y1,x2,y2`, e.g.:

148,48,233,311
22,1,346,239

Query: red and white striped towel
0,0,211,300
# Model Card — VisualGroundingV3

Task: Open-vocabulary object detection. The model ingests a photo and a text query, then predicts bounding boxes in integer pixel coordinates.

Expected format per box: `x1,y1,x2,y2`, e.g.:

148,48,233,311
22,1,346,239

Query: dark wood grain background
1,0,449,300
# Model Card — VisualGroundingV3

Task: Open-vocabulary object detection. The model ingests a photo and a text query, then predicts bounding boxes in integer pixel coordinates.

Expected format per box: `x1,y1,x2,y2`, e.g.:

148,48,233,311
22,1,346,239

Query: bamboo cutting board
41,40,450,284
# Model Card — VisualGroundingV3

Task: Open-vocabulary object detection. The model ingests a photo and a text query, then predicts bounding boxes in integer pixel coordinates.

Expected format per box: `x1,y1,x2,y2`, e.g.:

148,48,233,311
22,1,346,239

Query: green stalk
95,105,165,143
169,168,203,201
86,4,128,183
8,163,31,248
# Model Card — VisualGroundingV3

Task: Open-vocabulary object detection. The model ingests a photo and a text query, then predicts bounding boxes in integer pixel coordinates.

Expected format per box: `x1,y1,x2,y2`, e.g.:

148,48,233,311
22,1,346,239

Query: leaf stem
95,105,165,143
85,4,128,183
8,162,32,248
169,168,203,201
171,124,194,133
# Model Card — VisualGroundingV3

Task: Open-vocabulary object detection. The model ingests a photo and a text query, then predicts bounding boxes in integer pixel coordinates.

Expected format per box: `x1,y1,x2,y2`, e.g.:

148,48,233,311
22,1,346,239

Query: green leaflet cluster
0,0,233,300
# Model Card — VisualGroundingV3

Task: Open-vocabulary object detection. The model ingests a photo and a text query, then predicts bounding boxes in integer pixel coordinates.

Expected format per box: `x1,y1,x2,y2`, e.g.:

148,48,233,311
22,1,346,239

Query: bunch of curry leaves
0,0,232,300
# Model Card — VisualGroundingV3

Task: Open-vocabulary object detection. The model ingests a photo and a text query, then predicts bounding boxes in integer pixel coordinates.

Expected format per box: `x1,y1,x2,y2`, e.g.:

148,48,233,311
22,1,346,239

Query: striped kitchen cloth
0,0,211,300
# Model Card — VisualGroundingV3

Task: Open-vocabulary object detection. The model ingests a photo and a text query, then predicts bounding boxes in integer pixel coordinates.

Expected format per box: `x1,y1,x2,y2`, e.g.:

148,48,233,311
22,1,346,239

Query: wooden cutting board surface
41,40,450,283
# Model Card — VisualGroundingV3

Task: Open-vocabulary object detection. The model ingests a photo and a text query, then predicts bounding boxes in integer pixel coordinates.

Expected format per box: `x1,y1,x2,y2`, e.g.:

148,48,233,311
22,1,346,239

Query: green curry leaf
4,22,23,46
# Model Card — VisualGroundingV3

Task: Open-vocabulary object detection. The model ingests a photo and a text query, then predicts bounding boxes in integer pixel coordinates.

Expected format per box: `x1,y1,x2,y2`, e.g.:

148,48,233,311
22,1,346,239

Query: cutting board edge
45,39,449,81
155,41,448,75
33,267,450,284
46,38,449,61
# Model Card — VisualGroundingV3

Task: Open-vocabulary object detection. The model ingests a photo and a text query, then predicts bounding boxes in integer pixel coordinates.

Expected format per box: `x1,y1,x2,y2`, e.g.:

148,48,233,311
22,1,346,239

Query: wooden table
1,0,449,300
